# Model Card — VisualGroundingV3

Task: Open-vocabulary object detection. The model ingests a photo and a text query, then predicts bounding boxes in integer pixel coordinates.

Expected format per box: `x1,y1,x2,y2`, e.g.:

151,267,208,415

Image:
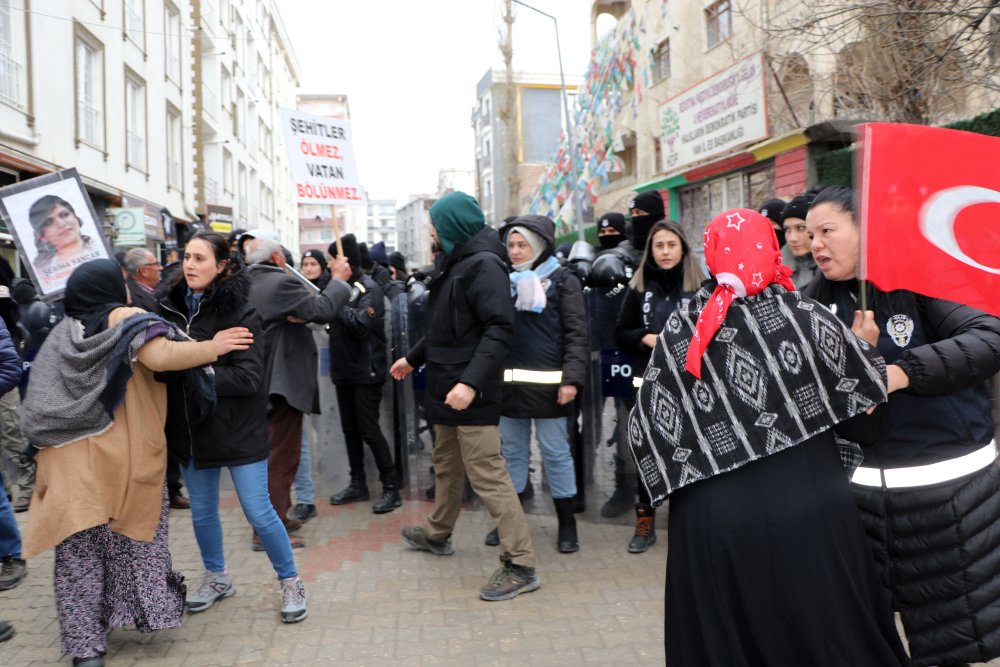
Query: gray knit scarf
21,312,214,449
627,284,887,506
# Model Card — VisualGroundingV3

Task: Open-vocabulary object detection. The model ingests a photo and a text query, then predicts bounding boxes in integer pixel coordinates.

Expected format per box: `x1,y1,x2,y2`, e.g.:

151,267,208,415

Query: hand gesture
641,333,658,349
328,255,352,282
390,357,414,381
212,327,253,355
851,310,879,347
444,383,475,411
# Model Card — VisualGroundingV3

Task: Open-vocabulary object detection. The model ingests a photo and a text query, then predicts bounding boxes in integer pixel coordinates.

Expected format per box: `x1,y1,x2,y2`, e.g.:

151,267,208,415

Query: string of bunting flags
525,2,665,231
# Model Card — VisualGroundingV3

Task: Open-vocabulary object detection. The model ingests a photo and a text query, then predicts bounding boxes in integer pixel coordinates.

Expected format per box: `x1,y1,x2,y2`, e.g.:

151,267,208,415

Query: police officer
327,235,401,513
615,220,705,553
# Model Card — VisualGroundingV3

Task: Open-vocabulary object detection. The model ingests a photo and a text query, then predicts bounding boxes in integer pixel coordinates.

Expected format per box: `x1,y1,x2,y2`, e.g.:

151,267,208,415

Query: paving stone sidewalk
1,490,668,667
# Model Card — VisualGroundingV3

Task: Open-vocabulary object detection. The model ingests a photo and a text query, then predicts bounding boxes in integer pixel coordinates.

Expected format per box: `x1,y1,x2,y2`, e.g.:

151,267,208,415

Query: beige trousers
425,424,535,568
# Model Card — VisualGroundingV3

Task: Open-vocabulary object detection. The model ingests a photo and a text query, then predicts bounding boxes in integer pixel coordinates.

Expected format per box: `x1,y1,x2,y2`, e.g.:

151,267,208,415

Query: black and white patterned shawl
627,283,887,506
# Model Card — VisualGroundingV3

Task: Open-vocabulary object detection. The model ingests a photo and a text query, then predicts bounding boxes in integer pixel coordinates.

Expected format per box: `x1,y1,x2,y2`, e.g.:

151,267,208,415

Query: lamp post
511,0,585,242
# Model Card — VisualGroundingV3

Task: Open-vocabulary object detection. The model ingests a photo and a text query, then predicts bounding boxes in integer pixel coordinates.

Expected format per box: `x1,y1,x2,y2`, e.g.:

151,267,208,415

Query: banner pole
859,279,868,312
332,214,344,257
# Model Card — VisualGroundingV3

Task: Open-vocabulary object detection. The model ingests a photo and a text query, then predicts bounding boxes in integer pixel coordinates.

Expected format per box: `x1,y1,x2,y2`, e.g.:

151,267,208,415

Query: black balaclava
64,259,128,338
597,212,627,251
758,198,787,248
628,191,665,250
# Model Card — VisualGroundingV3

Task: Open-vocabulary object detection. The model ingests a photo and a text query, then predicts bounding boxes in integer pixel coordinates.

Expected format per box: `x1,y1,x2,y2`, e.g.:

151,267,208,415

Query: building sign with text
659,53,768,173
281,109,363,205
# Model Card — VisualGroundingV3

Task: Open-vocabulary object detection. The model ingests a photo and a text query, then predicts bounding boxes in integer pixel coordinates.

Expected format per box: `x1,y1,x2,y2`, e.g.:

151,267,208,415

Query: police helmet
588,253,629,288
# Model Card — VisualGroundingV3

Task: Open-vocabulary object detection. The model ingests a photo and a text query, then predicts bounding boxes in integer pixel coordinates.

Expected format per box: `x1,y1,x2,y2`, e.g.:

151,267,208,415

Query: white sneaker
186,570,234,613
280,576,307,623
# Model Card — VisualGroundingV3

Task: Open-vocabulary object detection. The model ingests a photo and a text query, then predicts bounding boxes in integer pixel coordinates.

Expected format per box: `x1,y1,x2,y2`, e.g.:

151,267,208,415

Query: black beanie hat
302,248,327,266
628,191,665,219
758,198,786,225
781,193,815,222
389,251,407,273
598,212,627,235
328,234,362,270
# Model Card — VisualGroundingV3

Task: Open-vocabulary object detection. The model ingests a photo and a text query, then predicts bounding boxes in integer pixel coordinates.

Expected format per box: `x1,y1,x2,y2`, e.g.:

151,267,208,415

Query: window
166,106,181,189
0,0,26,108
164,4,180,82
653,39,670,82
705,0,731,49
223,149,233,194
75,34,104,147
124,0,144,46
125,73,146,170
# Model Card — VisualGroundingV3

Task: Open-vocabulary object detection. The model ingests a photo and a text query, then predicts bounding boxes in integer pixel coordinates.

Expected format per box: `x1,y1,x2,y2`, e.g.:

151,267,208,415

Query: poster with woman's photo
0,169,112,300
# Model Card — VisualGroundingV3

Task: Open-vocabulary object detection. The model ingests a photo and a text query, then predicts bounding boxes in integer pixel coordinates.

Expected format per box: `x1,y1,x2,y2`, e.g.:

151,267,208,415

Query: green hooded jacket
429,192,485,258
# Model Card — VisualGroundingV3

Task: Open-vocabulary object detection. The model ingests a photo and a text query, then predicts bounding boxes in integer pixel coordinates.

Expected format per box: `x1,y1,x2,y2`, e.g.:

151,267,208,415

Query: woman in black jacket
490,215,588,553
804,186,1000,667
615,220,704,553
157,231,308,625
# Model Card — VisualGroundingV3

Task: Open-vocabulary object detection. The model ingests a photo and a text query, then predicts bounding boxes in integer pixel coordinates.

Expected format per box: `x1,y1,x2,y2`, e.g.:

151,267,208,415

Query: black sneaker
0,557,26,591
484,527,499,546
401,526,454,556
372,489,402,514
0,621,13,643
479,555,540,601
329,481,370,505
287,503,317,523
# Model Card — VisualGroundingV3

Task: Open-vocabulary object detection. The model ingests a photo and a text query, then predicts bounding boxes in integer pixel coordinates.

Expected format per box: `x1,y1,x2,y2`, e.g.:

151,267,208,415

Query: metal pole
512,0,585,240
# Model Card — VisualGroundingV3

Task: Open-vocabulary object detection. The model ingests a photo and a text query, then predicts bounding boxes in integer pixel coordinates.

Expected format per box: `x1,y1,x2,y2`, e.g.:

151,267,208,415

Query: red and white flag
859,122,1000,317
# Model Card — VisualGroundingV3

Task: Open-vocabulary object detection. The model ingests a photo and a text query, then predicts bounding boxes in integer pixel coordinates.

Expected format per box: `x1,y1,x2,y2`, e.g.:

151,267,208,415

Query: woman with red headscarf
628,209,909,666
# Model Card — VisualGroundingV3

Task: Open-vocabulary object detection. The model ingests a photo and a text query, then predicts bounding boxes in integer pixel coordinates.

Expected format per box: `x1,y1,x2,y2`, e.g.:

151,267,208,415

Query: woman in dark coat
492,214,588,553
804,186,1000,667
630,209,909,667
157,231,308,625
614,220,704,553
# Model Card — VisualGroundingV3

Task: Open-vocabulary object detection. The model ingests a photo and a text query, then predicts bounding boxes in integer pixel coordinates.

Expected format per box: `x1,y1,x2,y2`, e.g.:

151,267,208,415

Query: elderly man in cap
243,236,352,545
391,191,538,602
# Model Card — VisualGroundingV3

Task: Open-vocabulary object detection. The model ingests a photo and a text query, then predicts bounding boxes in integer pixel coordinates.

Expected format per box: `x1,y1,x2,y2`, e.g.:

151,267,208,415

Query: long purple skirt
53,488,185,657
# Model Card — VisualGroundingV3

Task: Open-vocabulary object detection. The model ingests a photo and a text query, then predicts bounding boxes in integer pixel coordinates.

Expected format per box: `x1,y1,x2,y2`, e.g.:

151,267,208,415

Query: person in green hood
391,192,540,602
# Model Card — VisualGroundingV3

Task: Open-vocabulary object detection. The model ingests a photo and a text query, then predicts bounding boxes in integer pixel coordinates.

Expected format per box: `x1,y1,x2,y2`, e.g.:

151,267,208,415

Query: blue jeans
0,470,20,558
183,459,296,580
293,418,315,505
499,416,577,499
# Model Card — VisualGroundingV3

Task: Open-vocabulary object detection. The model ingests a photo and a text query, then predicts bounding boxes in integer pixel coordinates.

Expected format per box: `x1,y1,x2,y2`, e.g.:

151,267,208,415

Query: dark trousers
166,453,183,498
335,383,395,487
266,397,303,523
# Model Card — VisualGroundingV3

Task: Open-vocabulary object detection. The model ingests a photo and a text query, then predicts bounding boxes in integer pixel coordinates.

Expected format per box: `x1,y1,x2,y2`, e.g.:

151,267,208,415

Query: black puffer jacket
615,266,693,373
157,270,269,469
329,270,387,385
805,277,1000,466
404,227,514,426
498,215,588,419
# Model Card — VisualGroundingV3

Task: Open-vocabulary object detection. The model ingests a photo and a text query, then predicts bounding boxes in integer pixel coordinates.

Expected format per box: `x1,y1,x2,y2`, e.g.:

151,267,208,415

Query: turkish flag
859,122,1000,317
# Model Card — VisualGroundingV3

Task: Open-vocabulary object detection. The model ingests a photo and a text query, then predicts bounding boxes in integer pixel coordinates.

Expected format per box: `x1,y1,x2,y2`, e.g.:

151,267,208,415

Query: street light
511,0,586,242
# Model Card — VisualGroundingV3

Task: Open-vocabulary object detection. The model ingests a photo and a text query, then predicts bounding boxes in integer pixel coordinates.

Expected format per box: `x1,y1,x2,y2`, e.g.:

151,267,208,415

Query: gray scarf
21,313,212,449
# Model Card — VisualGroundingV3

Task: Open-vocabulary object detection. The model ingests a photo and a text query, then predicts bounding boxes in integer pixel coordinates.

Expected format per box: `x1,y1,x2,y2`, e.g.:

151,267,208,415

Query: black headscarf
63,259,128,338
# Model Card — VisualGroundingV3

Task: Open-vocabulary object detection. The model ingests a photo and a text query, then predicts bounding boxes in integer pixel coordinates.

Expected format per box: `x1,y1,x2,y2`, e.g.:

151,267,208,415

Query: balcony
205,177,219,204
78,101,101,144
127,131,145,169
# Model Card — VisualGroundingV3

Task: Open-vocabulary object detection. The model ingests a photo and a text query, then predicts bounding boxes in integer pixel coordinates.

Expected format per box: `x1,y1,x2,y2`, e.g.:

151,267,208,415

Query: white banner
281,109,363,205
659,53,768,173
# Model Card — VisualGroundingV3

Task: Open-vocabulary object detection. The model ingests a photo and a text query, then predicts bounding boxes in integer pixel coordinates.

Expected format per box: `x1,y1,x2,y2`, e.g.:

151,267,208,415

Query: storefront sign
206,204,233,234
281,108,363,205
108,207,146,246
659,53,768,173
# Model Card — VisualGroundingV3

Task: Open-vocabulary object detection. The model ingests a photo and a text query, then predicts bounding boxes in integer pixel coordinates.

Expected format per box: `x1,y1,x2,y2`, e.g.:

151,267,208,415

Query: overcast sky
280,0,596,204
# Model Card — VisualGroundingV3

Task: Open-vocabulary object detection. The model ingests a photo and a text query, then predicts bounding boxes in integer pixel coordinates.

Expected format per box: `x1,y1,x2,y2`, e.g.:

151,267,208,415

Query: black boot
553,497,579,553
601,472,635,518
329,479,370,505
484,527,500,546
628,504,656,554
372,485,402,514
